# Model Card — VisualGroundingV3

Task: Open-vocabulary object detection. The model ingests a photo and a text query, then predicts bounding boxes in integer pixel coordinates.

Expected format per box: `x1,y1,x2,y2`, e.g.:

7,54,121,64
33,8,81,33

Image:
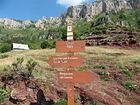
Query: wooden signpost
48,17,95,105
48,56,84,68
58,70,95,84
56,41,85,53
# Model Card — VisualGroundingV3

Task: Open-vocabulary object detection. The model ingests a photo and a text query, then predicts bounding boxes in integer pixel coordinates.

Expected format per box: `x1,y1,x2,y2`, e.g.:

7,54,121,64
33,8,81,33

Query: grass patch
55,99,67,105
122,69,133,77
123,81,137,90
77,66,88,71
0,54,9,59
33,69,47,79
94,65,106,69
103,52,125,57
116,62,125,70
132,59,140,64
116,62,133,77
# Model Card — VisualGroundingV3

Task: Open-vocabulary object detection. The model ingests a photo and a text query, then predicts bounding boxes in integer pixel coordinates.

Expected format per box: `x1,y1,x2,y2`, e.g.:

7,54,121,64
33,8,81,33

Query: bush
27,41,42,49
0,43,12,53
55,99,67,105
2,57,38,84
41,40,55,49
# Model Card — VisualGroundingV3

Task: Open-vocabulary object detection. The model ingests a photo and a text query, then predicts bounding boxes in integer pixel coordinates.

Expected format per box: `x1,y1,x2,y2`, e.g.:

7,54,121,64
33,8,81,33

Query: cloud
57,0,90,7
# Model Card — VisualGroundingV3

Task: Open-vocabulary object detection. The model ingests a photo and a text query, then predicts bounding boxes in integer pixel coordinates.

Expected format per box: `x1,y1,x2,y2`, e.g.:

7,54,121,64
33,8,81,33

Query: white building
12,43,29,51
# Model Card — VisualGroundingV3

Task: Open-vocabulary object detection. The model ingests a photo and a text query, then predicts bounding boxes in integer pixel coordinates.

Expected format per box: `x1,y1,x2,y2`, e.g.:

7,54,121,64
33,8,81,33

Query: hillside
0,0,140,51
0,46,140,105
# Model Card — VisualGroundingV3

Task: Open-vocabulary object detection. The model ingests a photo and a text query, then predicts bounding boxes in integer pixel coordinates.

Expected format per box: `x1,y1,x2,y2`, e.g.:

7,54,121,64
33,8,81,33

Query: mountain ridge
0,0,140,29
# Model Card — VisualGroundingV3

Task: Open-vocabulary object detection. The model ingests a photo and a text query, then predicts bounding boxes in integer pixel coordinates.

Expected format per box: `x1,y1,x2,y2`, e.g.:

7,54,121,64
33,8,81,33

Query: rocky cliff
0,17,62,29
64,0,140,21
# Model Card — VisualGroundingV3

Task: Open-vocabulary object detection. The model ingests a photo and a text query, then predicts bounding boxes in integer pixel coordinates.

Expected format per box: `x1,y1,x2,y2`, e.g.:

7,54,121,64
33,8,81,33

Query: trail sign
58,70,95,105
58,70,95,84
56,41,85,53
48,56,84,68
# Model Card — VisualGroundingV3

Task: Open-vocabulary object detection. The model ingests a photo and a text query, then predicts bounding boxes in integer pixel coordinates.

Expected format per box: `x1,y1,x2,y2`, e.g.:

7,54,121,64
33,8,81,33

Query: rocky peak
64,0,134,21
0,18,34,28
0,18,22,28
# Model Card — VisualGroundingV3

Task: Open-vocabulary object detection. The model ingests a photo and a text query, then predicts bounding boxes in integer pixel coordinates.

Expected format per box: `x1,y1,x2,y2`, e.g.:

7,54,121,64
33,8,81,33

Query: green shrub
0,88,10,104
0,43,12,53
94,65,106,69
124,81,137,90
55,99,67,105
41,40,55,49
3,57,38,83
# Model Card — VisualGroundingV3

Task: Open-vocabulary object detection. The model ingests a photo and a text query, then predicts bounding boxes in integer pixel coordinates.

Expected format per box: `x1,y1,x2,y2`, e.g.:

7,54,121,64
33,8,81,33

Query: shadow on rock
30,89,54,105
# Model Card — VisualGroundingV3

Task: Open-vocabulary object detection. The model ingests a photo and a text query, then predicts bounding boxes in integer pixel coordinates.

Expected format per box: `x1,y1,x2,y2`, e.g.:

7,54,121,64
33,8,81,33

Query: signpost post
48,17,95,105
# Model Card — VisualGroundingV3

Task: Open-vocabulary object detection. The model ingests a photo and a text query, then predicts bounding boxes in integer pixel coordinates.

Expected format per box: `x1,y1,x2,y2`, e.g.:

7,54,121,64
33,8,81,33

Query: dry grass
0,46,140,73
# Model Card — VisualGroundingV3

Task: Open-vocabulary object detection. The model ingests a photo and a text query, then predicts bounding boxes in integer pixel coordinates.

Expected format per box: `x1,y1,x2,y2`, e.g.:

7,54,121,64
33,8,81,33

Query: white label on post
67,32,73,36
67,26,73,32
67,36,73,41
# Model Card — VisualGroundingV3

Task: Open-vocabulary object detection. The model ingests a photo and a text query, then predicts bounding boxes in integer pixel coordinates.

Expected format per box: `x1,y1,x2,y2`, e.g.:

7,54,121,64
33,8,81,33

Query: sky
0,0,92,21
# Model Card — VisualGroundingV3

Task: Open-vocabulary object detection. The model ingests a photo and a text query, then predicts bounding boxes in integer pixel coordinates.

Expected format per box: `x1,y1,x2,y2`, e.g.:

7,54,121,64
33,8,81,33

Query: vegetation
132,59,140,64
0,54,9,59
0,26,65,50
0,43,12,53
94,65,106,69
122,69,133,77
116,62,133,77
55,99,67,105
41,39,56,49
124,81,137,90
2,57,38,85
0,88,10,104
